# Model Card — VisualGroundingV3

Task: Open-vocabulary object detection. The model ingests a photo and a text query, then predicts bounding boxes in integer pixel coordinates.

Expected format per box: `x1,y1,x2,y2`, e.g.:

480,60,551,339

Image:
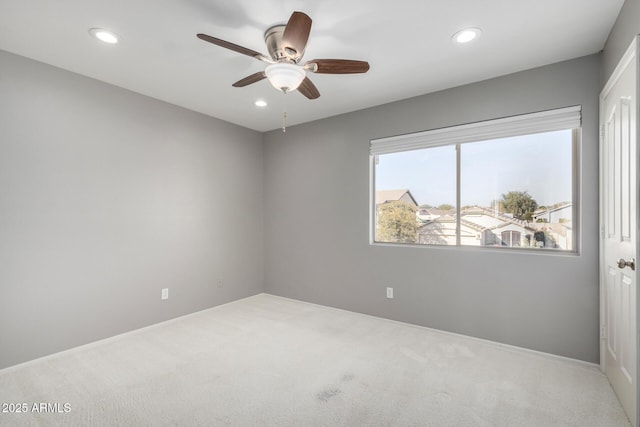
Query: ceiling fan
197,11,370,99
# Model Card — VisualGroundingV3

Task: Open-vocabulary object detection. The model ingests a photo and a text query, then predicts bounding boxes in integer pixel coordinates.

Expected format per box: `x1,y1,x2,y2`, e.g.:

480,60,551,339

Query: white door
601,36,638,427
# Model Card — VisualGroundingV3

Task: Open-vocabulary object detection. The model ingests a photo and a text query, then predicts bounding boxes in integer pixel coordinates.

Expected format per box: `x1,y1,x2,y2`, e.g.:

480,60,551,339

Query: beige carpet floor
0,293,631,426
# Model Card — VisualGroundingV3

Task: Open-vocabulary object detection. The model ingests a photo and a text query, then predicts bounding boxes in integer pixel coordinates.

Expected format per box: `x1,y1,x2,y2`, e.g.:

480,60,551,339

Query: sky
375,129,573,208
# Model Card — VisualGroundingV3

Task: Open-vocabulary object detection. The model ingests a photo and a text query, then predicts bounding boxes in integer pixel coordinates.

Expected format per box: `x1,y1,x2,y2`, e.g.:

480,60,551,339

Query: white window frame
369,106,581,253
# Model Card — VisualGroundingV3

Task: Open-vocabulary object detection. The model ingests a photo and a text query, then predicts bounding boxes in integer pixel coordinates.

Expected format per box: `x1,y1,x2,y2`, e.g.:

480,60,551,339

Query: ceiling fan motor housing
264,25,300,62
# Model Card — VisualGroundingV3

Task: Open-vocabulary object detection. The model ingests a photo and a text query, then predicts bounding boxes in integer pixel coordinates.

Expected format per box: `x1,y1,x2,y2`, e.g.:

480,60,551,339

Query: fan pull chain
281,91,288,132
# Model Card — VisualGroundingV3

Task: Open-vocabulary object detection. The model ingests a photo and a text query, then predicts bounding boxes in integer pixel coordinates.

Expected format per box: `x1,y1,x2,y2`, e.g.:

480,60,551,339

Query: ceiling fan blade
232,72,267,87
306,59,370,74
298,77,320,99
281,11,312,61
197,33,269,62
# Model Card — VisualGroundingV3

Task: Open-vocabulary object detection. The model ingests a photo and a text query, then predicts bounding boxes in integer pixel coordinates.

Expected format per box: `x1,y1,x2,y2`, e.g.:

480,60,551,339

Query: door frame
599,35,640,427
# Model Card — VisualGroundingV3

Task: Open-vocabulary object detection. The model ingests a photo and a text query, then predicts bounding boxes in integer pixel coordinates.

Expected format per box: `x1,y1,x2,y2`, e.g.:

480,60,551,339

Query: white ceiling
0,0,624,132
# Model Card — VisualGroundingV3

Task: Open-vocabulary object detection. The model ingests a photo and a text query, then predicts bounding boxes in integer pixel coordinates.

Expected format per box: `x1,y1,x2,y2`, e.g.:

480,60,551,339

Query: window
501,230,521,247
370,106,580,252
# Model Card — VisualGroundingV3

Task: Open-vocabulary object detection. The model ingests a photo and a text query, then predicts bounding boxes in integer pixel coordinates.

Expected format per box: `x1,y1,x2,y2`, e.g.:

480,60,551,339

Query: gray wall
0,51,264,369
602,0,640,84
263,54,601,363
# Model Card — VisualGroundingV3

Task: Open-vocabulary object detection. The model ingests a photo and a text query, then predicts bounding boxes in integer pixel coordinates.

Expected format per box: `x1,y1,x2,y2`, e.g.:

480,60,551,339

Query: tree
437,203,454,211
376,201,418,243
500,191,538,221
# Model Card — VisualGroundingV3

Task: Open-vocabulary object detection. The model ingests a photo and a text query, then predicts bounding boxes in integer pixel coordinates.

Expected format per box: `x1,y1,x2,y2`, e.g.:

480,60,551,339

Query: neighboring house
418,206,538,248
375,189,418,207
417,206,453,222
418,214,457,245
533,221,573,250
532,203,572,223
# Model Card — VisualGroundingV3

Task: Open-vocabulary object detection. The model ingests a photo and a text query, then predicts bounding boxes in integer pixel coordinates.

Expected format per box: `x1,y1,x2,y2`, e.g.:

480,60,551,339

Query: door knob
617,258,636,271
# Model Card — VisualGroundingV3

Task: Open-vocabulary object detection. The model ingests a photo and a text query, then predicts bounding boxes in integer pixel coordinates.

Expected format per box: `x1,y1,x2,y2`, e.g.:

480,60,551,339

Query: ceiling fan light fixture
89,28,119,44
265,63,306,93
452,27,482,44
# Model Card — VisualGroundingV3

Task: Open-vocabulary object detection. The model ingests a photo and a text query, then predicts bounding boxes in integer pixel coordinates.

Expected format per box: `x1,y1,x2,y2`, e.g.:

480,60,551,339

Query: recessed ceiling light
89,28,119,44
254,100,268,107
452,28,482,44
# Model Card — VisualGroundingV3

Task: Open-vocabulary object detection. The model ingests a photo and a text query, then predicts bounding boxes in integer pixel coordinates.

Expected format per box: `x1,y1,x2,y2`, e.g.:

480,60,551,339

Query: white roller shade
370,105,581,156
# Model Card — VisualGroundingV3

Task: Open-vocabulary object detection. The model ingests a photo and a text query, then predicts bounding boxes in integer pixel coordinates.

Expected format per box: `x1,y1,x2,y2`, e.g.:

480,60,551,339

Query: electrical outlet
161,288,169,300
386,287,394,299
217,280,224,288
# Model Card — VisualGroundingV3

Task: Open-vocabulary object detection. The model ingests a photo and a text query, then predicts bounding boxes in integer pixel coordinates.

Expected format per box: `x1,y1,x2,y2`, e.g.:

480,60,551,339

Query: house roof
418,207,455,216
375,189,418,206
419,206,535,233
533,203,572,217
